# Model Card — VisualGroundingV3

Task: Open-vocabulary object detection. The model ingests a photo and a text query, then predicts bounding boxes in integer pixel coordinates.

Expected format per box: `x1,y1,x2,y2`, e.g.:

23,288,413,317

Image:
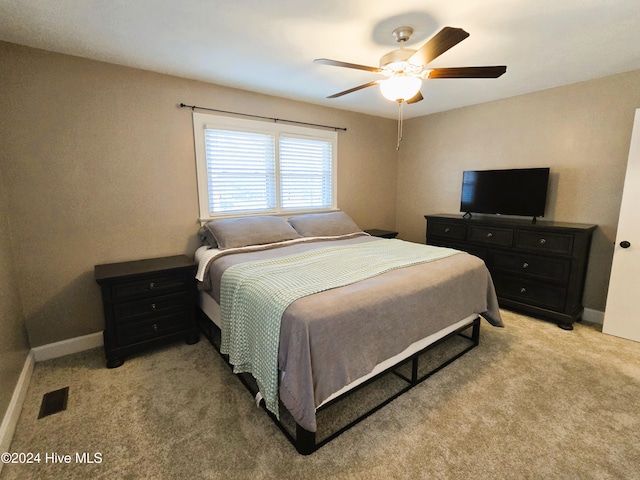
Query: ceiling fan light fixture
382,60,423,76
379,76,422,102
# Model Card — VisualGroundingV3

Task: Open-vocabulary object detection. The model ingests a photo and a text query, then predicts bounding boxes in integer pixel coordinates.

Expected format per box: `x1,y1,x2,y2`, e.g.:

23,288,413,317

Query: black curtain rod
179,103,347,132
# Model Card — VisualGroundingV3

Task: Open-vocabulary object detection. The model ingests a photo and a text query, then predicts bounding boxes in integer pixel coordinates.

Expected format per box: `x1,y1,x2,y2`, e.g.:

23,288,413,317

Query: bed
194,211,503,454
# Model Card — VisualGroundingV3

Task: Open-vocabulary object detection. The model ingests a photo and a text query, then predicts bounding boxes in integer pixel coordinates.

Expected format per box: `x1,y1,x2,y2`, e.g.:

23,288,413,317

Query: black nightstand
95,255,199,368
364,229,398,239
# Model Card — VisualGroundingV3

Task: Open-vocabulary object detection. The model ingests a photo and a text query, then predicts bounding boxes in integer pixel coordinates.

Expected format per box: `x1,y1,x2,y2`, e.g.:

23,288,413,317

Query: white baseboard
0,351,35,474
31,331,103,362
582,308,605,325
0,332,103,474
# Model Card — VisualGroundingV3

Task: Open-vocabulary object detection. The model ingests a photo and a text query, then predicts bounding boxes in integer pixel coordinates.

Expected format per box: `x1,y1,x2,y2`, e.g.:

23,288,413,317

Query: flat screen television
460,167,550,220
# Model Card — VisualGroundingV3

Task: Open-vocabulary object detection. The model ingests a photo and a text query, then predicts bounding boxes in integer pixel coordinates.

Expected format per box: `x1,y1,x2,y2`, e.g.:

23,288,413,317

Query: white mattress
200,290,222,328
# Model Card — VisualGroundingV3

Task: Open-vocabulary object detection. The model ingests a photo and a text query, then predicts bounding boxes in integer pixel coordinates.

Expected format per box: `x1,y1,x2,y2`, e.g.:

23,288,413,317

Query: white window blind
280,136,333,210
204,129,276,214
193,113,337,219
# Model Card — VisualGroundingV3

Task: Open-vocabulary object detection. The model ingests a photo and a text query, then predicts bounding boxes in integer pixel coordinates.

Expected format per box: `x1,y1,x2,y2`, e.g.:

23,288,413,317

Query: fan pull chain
396,100,404,150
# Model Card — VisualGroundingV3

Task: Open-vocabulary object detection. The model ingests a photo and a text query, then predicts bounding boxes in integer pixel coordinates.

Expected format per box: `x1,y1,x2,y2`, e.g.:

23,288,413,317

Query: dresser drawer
429,239,488,262
111,272,190,301
490,251,571,284
113,292,190,322
116,312,191,347
468,226,513,247
516,230,573,255
493,274,567,311
428,221,467,240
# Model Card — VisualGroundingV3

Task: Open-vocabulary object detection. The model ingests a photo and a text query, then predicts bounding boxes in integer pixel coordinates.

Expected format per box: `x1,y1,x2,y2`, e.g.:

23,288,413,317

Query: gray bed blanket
219,239,468,422
203,236,503,432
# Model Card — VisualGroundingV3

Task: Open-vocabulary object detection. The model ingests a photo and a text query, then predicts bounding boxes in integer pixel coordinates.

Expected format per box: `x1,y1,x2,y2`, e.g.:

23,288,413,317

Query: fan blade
406,91,423,104
409,27,470,66
326,80,381,98
314,58,382,73
428,66,507,79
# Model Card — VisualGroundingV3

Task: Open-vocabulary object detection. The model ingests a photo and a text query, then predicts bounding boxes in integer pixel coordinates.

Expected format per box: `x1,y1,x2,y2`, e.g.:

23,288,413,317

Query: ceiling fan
314,26,507,104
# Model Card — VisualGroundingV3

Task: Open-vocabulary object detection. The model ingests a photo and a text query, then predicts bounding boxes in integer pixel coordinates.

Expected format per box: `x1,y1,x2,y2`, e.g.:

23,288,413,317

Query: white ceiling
1,0,640,119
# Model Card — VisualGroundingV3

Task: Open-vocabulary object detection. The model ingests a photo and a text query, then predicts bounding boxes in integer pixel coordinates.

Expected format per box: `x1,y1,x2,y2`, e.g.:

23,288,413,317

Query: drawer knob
539,238,546,245
148,282,156,290
152,323,159,332
522,262,529,269
444,228,450,233
520,287,527,294
151,303,157,311
486,232,493,238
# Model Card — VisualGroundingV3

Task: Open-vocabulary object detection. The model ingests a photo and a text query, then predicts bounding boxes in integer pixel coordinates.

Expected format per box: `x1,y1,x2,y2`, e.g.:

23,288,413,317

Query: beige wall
0,41,397,347
0,159,30,419
2,37,638,354
396,69,640,311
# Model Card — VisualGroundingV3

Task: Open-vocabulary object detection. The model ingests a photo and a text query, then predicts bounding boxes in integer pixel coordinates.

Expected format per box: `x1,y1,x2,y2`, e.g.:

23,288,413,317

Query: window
193,113,337,220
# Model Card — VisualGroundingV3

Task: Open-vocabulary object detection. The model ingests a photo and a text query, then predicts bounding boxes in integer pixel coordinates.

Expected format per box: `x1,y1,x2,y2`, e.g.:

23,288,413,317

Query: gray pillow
203,216,301,250
198,226,217,248
288,211,362,237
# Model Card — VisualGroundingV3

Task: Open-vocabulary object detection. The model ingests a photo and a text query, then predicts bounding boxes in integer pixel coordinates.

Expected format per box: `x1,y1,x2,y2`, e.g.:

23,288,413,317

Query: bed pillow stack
199,210,363,249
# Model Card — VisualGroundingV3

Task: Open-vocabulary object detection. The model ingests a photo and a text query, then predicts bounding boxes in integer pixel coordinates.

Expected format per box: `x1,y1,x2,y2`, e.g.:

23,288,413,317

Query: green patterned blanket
219,239,461,419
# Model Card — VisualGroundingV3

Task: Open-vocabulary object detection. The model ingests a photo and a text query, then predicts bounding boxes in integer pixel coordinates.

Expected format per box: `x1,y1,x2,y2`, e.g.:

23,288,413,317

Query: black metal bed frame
198,312,481,455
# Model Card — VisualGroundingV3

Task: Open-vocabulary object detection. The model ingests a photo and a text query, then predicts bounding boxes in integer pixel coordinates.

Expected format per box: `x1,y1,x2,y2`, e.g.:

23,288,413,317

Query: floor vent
38,387,69,419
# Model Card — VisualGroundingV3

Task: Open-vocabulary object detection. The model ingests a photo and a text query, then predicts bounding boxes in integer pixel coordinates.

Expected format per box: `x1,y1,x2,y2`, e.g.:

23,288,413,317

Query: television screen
460,168,550,218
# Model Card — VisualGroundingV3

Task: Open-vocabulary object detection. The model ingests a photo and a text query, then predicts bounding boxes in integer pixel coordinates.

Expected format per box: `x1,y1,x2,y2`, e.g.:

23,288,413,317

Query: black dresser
95,255,199,368
425,214,596,330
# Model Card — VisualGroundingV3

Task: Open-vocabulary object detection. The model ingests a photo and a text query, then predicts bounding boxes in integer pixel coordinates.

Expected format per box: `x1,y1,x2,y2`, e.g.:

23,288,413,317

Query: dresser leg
557,322,574,331
185,332,200,345
107,356,124,368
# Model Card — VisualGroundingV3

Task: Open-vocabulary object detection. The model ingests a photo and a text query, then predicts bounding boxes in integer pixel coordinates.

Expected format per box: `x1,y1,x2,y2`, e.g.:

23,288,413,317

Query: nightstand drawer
114,292,190,322
429,222,467,240
493,274,567,311
516,231,573,255
490,251,570,284
116,312,191,346
111,273,189,301
468,226,513,247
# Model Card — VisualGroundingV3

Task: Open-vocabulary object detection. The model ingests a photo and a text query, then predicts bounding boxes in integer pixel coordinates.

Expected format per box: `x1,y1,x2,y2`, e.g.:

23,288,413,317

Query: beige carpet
2,310,640,480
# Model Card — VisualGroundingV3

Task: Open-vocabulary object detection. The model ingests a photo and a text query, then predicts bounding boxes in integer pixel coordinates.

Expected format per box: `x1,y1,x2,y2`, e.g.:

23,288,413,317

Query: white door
603,109,640,343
